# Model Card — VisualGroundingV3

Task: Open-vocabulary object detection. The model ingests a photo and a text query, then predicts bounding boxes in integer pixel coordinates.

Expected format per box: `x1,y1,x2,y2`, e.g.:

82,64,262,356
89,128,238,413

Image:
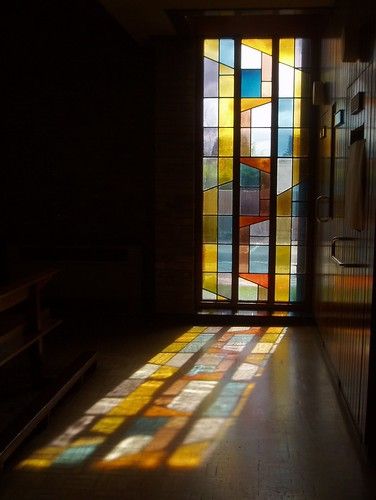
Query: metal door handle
315,195,330,222
330,237,366,268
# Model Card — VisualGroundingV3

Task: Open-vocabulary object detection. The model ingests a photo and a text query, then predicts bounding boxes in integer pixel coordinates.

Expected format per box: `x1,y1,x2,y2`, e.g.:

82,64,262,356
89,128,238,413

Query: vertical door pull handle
315,195,330,222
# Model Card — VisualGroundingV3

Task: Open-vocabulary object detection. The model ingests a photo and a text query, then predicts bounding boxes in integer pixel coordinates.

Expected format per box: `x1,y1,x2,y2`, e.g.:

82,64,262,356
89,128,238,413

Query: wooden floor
0,319,374,499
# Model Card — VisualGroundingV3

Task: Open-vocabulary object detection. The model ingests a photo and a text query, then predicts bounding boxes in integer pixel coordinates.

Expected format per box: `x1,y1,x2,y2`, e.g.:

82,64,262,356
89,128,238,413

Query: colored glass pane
240,165,260,188
204,58,218,97
278,99,293,127
277,189,292,216
203,158,217,190
218,216,232,243
203,216,217,243
219,76,234,97
240,128,250,156
241,45,261,69
252,102,271,127
203,128,218,156
203,188,217,215
241,98,271,112
218,246,232,272
203,244,217,272
220,63,234,75
219,128,233,156
242,39,272,55
218,183,233,214
219,99,234,127
249,246,268,273
278,129,293,157
240,188,259,215
293,128,309,157
238,278,258,301
241,70,261,97
276,246,291,273
277,158,292,194
218,158,233,184
276,217,291,245
279,64,294,97
220,39,234,67
279,39,295,66
251,128,271,156
262,53,272,80
203,273,217,294
262,82,272,97
203,98,218,127
275,274,290,302
218,273,232,298
204,39,219,61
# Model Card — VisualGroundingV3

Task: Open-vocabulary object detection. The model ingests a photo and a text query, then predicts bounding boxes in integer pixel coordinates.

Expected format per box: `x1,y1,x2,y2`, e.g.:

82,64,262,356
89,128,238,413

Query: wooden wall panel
314,30,376,449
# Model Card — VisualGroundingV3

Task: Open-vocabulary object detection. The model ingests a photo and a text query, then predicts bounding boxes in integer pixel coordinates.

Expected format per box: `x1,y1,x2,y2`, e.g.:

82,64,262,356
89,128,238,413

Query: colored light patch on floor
18,326,286,471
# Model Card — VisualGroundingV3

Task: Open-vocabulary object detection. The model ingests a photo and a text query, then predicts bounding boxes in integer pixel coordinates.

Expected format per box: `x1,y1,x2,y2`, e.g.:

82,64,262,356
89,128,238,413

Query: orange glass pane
276,246,291,273
219,128,233,156
275,274,290,302
203,188,218,215
277,189,292,216
241,98,271,112
203,244,217,272
239,245,249,273
204,39,219,61
279,39,295,66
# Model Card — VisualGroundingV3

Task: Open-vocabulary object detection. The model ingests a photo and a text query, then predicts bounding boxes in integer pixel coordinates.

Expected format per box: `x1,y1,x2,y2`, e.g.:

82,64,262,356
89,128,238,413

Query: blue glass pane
240,164,260,188
292,201,308,216
218,245,232,272
249,246,268,273
220,39,234,68
218,216,232,243
278,99,294,127
241,70,261,97
278,128,293,156
292,181,308,201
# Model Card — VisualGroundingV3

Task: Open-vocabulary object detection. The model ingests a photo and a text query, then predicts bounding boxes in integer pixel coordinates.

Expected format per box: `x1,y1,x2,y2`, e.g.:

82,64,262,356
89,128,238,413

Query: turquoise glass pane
220,39,234,68
278,99,293,127
249,246,268,272
292,181,308,201
218,216,232,243
218,245,232,272
241,70,261,97
278,128,293,156
240,164,260,188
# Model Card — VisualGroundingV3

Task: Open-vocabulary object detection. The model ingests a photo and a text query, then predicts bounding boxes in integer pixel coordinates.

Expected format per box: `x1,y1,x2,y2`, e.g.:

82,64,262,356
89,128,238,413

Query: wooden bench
0,269,97,468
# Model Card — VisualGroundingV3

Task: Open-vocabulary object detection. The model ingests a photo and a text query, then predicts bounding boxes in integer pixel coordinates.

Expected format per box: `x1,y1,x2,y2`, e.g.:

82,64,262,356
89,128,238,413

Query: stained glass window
201,38,311,304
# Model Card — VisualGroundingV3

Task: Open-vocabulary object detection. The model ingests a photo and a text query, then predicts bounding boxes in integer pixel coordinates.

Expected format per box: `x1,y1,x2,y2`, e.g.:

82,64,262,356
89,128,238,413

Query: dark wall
4,0,153,310
314,6,376,455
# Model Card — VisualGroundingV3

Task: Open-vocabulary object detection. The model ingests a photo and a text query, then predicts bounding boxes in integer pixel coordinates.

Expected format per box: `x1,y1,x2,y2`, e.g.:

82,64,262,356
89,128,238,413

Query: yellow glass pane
277,189,292,216
203,187,218,215
219,98,234,127
203,216,217,243
204,39,219,61
294,69,302,97
293,128,309,157
275,274,290,302
280,39,295,66
220,63,234,75
293,159,301,185
149,352,175,364
219,75,234,97
203,244,217,272
258,286,268,301
203,272,217,294
241,98,271,112
276,246,291,273
242,39,272,55
276,217,291,245
219,128,233,156
294,99,301,127
219,158,233,184
91,417,125,434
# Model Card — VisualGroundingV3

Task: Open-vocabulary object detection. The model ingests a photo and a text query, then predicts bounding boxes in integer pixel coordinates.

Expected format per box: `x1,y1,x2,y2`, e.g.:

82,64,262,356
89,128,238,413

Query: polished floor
0,319,375,499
